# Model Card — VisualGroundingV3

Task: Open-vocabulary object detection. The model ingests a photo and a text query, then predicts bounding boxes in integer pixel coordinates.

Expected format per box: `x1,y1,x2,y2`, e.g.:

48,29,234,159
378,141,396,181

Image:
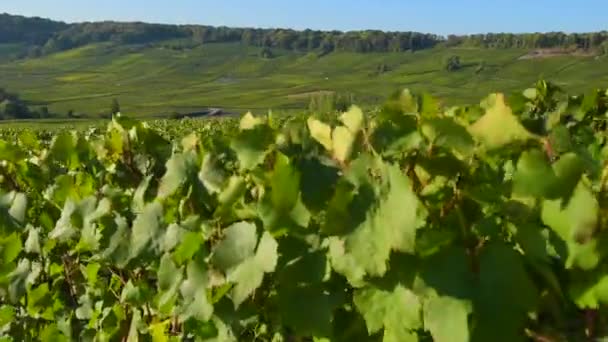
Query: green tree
260,47,274,59
39,106,50,118
111,98,121,115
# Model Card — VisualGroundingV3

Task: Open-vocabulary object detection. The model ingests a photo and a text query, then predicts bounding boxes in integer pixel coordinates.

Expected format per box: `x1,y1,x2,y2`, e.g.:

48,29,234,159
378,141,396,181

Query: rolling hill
1,13,608,117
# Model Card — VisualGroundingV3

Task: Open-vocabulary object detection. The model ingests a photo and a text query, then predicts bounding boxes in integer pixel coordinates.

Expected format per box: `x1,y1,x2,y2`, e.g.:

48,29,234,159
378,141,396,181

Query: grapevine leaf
340,105,364,133
330,163,424,283
239,112,263,130
230,126,274,170
158,152,194,199
299,157,340,213
258,153,309,233
180,257,214,321
158,253,183,292
199,153,227,193
211,221,257,272
423,296,471,342
277,285,335,337
217,176,246,206
570,273,608,309
354,285,422,337
468,93,535,149
0,305,14,327
49,199,77,241
127,308,141,342
173,231,205,266
226,258,264,308
8,192,26,224
512,149,556,197
542,180,600,270
24,226,40,254
513,150,584,199
255,232,278,272
49,132,79,169
472,243,538,342
307,118,333,151
332,126,355,163
227,232,278,307
421,117,474,156
130,201,163,258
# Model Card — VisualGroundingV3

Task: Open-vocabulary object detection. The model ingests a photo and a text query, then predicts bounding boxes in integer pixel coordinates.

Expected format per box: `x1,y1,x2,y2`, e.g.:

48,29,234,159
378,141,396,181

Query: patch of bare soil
518,48,597,60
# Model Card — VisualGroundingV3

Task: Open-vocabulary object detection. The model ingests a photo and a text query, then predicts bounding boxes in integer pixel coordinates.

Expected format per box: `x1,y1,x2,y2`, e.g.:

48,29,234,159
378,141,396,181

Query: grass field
1,42,608,117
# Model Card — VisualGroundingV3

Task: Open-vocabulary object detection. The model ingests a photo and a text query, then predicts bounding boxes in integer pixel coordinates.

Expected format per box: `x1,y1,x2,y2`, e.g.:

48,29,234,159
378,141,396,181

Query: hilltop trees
3,13,608,59
111,98,121,115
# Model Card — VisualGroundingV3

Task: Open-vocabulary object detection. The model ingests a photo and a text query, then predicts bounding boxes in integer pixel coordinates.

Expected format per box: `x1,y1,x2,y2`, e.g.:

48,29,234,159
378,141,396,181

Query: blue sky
3,0,607,35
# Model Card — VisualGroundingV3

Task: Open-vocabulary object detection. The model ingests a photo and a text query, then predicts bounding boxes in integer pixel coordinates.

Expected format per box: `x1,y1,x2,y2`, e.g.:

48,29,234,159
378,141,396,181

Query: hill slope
1,13,608,117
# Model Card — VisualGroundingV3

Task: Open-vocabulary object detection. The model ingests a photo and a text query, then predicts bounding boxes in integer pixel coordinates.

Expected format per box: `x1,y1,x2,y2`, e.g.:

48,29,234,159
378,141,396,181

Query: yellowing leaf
340,106,364,133
468,93,535,149
239,112,263,130
332,126,355,163
307,117,332,151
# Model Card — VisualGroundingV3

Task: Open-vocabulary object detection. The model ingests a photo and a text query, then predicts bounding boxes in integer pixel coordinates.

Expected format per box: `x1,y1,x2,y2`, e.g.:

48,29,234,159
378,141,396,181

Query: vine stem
585,309,597,340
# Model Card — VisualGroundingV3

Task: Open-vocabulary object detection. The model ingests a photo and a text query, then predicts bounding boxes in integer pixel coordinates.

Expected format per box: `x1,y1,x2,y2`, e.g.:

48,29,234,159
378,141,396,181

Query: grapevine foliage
2,81,608,341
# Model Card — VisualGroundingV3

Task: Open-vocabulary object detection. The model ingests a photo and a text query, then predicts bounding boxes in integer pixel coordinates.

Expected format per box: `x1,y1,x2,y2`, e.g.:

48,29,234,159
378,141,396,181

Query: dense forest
2,13,608,57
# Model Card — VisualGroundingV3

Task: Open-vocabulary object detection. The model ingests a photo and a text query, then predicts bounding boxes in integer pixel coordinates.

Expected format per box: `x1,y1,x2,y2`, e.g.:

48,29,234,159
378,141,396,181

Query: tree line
2,13,608,57
0,87,52,120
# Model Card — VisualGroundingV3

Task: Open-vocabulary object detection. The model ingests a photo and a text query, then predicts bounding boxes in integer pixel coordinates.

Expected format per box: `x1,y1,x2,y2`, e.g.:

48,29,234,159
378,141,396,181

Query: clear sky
2,0,607,35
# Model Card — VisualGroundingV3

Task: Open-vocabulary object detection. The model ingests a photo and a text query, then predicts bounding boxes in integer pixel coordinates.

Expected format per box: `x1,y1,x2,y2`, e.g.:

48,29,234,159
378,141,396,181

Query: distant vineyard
2,82,608,341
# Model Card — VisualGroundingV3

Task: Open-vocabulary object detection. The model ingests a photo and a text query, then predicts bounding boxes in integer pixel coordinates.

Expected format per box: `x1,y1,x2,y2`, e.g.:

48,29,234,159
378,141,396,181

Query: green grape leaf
513,150,584,199
230,126,274,170
173,231,204,266
158,152,197,199
421,117,474,156
8,192,26,224
127,308,141,342
130,201,163,258
24,226,40,255
1,232,22,264
512,149,556,197
180,257,214,321
49,199,78,241
277,286,336,337
121,280,143,305
217,176,246,206
48,132,79,169
211,221,257,272
258,153,310,233
0,305,14,327
199,153,227,193
226,232,278,307
472,243,538,342
542,180,599,270
423,296,471,342
226,258,264,308
354,285,422,337
570,273,608,309
158,253,183,292
469,93,535,149
254,232,278,272
330,163,425,284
